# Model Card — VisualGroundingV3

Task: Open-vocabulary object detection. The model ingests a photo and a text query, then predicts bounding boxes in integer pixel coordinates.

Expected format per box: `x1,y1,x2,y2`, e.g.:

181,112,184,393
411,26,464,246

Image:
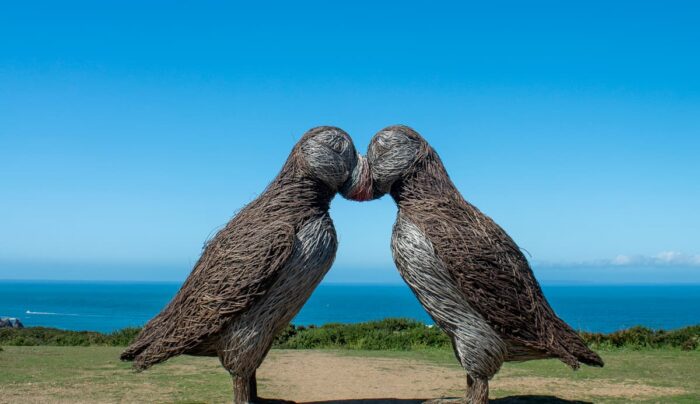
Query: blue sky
1,1,699,283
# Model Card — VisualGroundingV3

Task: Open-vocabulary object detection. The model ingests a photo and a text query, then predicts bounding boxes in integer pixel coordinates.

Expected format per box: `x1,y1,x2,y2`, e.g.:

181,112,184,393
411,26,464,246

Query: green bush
272,318,451,350
579,325,700,350
1,320,698,351
0,326,142,347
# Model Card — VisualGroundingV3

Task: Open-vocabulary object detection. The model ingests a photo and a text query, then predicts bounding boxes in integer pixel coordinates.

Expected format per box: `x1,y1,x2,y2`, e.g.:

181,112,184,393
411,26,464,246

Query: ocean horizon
1,280,699,334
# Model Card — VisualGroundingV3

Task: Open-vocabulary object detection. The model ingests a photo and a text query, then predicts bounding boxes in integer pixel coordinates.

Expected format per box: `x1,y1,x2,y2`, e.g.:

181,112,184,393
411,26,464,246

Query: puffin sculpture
121,126,370,404
358,125,603,403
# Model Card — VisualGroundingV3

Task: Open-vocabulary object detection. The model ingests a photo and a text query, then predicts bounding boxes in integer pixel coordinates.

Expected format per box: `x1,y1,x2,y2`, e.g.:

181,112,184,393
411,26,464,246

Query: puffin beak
341,154,374,201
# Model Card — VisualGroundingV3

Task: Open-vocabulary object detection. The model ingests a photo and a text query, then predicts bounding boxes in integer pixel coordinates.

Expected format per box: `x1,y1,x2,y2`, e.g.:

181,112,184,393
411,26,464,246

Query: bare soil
257,351,684,403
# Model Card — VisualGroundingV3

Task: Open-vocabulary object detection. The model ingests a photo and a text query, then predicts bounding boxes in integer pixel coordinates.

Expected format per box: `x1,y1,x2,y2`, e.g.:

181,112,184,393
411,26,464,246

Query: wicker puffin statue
355,125,603,403
121,126,371,404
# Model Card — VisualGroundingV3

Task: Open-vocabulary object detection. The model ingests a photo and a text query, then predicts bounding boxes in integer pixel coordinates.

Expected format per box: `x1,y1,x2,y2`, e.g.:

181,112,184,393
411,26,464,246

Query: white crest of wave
25,310,80,316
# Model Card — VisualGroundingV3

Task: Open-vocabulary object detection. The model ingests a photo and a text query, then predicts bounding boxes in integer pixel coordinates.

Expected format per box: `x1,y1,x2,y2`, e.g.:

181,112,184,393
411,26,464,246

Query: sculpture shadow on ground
492,396,593,404
301,396,592,404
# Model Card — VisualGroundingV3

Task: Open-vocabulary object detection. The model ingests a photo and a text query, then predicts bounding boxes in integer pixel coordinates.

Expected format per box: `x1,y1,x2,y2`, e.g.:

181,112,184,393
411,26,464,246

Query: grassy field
0,346,698,403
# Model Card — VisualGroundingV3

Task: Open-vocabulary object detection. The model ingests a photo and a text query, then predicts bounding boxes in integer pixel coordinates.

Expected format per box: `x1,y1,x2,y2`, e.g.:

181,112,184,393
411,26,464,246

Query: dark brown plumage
122,126,365,403
361,125,602,403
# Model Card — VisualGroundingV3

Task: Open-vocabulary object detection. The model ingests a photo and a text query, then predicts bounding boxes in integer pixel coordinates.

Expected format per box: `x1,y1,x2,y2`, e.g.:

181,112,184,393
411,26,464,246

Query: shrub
274,319,456,350
579,325,700,350
1,320,698,351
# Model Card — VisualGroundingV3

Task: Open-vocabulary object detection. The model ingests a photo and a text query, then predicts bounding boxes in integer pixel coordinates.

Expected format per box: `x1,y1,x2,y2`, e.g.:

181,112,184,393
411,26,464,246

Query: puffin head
363,125,427,199
296,126,372,200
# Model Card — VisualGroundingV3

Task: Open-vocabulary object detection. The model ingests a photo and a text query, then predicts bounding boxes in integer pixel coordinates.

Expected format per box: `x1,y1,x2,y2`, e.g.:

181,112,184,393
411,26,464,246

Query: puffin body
363,125,603,403
121,127,369,403
392,214,506,379
217,213,336,379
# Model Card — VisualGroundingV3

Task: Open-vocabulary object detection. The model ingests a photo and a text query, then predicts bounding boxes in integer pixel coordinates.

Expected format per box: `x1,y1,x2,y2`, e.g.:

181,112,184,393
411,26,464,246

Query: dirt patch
259,351,463,401
258,351,686,402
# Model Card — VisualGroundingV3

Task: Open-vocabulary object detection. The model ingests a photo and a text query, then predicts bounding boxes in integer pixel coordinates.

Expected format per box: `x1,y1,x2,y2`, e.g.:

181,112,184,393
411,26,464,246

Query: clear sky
1,1,699,283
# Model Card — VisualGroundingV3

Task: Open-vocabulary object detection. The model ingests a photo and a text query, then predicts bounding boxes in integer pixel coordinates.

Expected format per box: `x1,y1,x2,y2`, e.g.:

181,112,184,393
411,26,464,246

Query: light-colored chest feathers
219,214,337,375
391,214,507,378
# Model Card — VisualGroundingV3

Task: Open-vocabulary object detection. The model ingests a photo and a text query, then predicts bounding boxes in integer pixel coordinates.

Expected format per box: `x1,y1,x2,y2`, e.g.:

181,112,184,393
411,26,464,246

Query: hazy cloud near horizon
535,251,700,268
2,257,700,285
611,252,700,267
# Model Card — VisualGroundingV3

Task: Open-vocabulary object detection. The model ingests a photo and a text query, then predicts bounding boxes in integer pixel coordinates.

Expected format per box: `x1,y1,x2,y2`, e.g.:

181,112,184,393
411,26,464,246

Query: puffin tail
120,334,156,369
577,348,605,368
120,315,167,370
120,338,150,362
121,335,174,371
549,318,604,369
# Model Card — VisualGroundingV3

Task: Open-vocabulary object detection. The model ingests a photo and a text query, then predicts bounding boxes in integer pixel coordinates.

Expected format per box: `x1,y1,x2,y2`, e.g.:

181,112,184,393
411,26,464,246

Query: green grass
0,346,231,403
0,346,697,403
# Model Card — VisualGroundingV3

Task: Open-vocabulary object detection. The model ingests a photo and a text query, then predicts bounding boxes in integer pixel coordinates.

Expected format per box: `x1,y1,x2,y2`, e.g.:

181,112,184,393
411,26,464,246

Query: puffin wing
121,218,296,370
407,201,603,368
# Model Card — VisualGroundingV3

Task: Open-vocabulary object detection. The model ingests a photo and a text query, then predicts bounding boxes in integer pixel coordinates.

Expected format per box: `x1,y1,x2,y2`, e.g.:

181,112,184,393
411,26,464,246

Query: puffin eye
328,140,344,153
373,139,389,156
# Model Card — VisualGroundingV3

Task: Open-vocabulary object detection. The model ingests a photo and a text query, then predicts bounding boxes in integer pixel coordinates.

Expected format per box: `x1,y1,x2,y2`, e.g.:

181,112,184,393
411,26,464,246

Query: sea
1,281,699,333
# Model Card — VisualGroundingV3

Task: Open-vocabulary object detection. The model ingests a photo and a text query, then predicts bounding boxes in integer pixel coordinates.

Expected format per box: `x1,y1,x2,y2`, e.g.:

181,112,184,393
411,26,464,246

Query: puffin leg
466,373,489,404
232,374,251,404
249,370,258,401
243,371,295,404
